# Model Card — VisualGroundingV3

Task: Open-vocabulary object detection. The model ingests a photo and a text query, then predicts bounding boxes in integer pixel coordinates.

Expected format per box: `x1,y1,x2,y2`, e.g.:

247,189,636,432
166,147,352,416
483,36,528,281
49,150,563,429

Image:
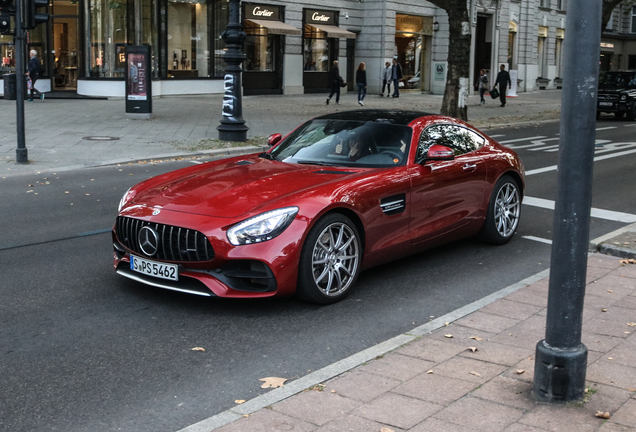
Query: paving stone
518,404,604,432
524,278,550,293
393,371,479,405
604,341,636,367
479,298,543,321
432,356,508,384
587,266,615,282
588,254,624,270
586,275,635,298
612,264,636,279
326,370,401,403
272,389,361,426
604,398,636,428
584,317,634,339
396,338,469,363
352,393,442,430
586,360,636,391
454,311,521,334
458,341,534,367
427,324,498,347
357,353,435,382
502,358,535,383
584,382,635,416
214,408,317,432
502,423,548,432
597,422,636,432
433,396,524,432
582,332,622,353
491,315,546,350
314,413,392,432
410,417,481,432
471,376,536,410
503,288,548,308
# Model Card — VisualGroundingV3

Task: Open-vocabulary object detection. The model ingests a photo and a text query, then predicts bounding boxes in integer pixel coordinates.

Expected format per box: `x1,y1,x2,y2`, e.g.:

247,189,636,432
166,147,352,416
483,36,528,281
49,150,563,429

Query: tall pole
532,0,602,402
217,0,248,142
15,0,28,163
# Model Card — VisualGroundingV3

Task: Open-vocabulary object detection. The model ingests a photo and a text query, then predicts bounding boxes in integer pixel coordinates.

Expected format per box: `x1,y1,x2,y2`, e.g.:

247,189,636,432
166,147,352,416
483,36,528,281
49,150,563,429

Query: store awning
308,24,356,39
246,19,302,36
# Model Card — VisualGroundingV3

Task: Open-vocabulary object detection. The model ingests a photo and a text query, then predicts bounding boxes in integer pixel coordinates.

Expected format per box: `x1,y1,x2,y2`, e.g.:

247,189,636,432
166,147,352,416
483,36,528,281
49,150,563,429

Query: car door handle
463,163,477,171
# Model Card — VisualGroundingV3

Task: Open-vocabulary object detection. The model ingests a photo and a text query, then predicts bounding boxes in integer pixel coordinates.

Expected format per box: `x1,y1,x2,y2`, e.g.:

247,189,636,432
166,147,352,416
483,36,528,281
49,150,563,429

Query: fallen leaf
608,357,613,360
607,290,613,293
380,428,395,432
191,347,206,352
627,388,636,392
627,323,636,327
469,371,481,377
601,308,608,312
235,400,246,404
444,322,450,326
259,377,288,389
426,370,434,374
470,336,483,341
467,347,478,352
444,334,453,338
243,415,249,418
595,411,610,419
516,369,525,374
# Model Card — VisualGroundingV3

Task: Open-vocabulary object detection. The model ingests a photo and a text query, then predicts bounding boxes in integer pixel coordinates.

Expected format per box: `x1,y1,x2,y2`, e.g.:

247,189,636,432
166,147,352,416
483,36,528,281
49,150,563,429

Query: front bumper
597,100,634,113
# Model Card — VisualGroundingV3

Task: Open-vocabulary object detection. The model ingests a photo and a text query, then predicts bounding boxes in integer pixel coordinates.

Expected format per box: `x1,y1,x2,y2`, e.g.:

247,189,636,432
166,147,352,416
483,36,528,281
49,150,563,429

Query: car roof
314,110,435,126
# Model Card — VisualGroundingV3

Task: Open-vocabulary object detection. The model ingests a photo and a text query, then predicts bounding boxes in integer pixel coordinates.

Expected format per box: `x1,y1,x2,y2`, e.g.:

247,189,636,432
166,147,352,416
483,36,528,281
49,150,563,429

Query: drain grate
82,136,121,141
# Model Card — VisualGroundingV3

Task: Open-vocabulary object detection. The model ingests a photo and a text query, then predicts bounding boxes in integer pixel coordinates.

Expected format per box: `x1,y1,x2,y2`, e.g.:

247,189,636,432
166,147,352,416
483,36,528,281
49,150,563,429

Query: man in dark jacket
494,64,511,107
391,58,403,98
326,60,344,105
27,49,44,102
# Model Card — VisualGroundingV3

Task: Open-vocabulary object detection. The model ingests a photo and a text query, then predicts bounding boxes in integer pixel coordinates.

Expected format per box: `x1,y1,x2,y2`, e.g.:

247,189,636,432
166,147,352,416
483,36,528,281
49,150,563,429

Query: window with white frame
632,6,636,33
540,0,549,8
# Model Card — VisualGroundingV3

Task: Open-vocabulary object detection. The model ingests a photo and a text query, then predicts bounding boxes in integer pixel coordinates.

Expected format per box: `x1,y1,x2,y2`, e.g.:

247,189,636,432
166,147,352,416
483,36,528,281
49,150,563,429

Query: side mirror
268,133,282,147
426,144,455,161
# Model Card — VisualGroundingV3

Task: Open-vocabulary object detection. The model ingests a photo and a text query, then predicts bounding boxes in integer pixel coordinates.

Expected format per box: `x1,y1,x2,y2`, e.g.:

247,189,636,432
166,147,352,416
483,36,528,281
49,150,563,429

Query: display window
395,14,432,90
167,0,209,78
1,36,15,75
244,20,274,72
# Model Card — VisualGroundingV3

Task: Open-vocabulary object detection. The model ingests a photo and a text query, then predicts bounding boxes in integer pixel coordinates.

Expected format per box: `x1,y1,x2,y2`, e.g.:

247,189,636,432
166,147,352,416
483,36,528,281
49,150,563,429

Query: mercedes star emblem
138,226,159,257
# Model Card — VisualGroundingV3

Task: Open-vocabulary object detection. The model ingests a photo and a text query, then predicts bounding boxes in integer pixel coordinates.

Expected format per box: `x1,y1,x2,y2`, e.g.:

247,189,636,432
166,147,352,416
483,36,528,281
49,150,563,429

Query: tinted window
417,124,485,160
599,72,636,89
270,120,413,168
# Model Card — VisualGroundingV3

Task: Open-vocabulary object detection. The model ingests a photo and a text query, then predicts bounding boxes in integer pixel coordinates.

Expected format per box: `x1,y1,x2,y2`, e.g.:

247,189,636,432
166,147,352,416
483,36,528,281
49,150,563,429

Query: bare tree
601,0,635,32
427,0,471,120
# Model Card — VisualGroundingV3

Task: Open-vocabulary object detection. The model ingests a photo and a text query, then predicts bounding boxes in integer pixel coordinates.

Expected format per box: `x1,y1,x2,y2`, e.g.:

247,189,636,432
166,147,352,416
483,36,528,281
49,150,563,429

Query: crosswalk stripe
523,196,636,223
522,236,553,245
499,136,547,144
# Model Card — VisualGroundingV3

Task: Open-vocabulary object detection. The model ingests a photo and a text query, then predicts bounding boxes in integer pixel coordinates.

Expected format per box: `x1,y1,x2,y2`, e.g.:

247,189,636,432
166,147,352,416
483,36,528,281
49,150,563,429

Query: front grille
598,94,618,101
116,216,214,262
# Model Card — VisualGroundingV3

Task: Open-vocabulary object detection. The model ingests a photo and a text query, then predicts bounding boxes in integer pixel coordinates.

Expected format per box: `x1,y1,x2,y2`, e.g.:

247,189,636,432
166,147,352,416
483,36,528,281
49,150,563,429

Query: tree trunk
601,0,625,32
429,0,472,121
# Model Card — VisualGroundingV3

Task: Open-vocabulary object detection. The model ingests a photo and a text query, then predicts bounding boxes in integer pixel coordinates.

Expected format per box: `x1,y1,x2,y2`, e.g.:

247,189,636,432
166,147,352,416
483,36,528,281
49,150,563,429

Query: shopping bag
490,87,499,99
27,77,32,90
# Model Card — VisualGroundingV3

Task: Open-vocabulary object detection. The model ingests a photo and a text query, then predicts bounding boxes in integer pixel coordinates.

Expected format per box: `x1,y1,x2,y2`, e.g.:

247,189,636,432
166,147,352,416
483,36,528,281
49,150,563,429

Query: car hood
130,156,362,218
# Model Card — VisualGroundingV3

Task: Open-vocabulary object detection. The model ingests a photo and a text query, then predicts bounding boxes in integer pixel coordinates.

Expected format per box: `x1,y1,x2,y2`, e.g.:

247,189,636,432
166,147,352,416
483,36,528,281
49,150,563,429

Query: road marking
522,236,553,245
526,147,636,176
488,134,506,138
505,137,559,150
528,145,559,152
499,136,547,144
595,126,618,131
523,196,636,223
624,124,636,127
189,160,204,164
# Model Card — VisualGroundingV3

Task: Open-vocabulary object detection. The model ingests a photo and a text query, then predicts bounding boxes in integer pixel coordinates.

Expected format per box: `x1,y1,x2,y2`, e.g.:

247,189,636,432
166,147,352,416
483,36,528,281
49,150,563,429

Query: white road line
595,127,618,131
499,136,547,144
522,236,553,245
624,124,636,127
528,145,559,152
488,134,506,138
523,196,636,223
525,147,636,176
189,160,204,164
506,137,559,150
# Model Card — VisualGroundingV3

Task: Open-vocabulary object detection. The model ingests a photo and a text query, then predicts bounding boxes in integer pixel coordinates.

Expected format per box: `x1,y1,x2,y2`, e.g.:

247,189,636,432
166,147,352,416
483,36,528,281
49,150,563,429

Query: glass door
51,0,79,90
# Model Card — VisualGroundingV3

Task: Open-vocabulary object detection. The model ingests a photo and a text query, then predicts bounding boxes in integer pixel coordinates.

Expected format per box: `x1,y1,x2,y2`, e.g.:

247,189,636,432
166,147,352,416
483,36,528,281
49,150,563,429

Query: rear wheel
296,213,361,304
478,175,521,245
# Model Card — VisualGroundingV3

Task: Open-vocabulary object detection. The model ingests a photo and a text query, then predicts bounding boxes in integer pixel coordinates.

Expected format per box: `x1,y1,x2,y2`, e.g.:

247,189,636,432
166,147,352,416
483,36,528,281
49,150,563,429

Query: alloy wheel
311,222,360,297
494,182,520,238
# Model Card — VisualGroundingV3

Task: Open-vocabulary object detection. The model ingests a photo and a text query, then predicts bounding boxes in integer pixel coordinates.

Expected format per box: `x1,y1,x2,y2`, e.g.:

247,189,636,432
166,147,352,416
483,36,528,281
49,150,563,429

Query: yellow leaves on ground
191,347,205,352
259,377,288,389
595,411,611,419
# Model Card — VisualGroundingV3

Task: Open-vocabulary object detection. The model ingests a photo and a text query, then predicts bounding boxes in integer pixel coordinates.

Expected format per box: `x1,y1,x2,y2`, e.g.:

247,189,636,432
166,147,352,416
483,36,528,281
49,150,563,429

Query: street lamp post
217,0,248,142
532,0,602,402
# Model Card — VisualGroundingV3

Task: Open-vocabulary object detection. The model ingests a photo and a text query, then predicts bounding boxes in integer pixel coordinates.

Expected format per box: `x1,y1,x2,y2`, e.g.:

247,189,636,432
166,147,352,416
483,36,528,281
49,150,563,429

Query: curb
589,221,636,257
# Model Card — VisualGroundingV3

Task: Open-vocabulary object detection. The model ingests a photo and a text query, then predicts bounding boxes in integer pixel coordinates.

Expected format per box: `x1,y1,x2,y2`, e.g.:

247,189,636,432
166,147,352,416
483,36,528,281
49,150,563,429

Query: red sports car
113,110,524,304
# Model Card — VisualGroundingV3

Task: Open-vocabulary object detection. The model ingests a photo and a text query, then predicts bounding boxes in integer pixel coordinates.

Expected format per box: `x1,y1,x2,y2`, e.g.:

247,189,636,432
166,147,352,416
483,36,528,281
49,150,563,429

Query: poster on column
125,45,152,117
127,53,147,101
509,70,518,97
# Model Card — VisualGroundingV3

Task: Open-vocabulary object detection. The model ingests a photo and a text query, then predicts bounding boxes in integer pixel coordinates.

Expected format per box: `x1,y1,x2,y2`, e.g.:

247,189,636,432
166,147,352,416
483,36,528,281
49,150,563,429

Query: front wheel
478,175,521,245
296,213,361,304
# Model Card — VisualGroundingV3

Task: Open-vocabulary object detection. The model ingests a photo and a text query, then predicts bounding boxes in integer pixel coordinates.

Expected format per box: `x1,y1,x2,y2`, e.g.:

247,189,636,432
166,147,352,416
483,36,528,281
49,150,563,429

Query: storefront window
244,21,274,71
27,25,47,76
212,0,229,78
140,0,158,77
89,0,129,78
0,36,15,75
303,26,330,72
395,14,432,87
167,0,209,78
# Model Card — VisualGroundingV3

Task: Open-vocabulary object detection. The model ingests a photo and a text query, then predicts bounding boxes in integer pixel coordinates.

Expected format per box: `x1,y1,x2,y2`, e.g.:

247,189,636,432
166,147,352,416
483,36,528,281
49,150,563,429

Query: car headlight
227,207,299,246
118,187,135,212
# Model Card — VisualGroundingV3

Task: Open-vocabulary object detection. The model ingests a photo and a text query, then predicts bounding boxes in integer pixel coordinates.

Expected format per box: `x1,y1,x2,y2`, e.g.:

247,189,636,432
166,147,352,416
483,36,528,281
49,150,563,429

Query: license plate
599,101,613,107
130,255,178,281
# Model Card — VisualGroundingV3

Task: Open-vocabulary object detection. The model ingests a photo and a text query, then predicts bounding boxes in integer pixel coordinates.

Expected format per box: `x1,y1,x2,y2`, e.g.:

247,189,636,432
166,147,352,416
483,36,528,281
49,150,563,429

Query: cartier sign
245,4,281,21
305,9,336,25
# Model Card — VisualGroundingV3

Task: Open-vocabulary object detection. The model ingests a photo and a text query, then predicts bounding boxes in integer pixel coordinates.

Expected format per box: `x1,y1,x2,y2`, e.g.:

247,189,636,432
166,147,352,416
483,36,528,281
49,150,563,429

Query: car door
409,123,489,244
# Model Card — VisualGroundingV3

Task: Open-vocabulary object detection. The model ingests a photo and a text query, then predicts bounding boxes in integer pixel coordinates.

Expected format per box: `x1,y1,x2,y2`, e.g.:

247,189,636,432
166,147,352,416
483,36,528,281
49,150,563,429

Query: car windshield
599,72,636,89
269,120,413,168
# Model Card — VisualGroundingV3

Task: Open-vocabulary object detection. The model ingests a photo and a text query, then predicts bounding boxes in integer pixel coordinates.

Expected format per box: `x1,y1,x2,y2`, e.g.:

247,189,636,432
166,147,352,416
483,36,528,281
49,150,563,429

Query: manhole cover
82,136,120,141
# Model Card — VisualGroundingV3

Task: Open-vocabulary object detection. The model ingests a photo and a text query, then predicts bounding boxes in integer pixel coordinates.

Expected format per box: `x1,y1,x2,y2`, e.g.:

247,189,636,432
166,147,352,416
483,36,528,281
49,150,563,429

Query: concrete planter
554,78,563,89
536,78,551,90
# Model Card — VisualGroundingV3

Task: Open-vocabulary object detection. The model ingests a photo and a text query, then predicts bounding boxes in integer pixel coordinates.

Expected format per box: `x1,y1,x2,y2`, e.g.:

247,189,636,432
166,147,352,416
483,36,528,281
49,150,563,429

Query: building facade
1,0,634,98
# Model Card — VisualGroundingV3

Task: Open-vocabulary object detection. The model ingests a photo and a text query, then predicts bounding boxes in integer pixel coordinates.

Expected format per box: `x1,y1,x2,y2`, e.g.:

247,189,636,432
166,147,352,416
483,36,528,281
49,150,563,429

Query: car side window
417,124,485,161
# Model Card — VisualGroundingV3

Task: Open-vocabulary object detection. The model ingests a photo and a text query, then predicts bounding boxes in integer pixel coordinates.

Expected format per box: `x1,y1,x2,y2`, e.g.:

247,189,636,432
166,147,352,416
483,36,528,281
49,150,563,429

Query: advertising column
125,45,152,119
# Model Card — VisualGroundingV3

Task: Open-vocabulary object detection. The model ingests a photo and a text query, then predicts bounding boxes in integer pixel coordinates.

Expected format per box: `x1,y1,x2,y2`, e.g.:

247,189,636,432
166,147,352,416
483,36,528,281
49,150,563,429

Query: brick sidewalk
182,253,636,432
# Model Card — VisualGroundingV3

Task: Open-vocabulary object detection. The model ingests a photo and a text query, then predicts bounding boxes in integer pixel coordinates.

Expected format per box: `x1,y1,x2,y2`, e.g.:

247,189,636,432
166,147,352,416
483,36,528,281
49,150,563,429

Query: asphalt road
1,119,635,432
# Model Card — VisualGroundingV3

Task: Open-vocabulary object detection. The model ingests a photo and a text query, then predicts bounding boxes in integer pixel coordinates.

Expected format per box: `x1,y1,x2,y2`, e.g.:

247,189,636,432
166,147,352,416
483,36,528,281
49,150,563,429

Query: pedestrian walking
27,50,44,102
391,58,403,98
326,60,345,105
380,62,392,97
478,69,488,105
494,64,511,107
356,62,367,106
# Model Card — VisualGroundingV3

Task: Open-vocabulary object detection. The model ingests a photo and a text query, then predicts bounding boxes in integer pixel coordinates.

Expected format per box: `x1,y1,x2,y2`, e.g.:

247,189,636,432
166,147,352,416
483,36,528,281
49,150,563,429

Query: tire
478,175,521,245
296,213,362,304
627,105,636,121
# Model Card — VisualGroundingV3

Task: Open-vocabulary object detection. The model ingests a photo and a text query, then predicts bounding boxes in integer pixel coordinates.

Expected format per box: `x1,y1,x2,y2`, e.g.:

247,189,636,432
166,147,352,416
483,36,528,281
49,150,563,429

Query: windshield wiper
259,152,280,161
295,160,346,167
